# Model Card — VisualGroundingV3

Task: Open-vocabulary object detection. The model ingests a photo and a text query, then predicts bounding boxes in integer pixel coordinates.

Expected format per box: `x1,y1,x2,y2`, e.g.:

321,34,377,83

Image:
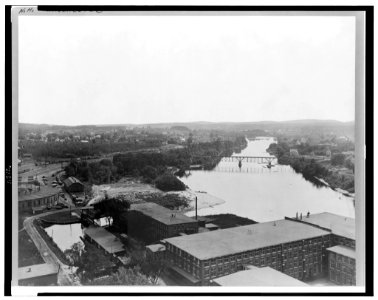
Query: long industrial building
18,186,60,213
163,212,355,286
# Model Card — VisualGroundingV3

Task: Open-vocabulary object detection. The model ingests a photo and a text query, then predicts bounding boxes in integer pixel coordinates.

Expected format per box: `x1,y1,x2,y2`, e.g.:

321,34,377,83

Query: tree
88,266,154,285
155,174,186,192
331,153,346,166
141,258,167,285
93,197,131,226
141,165,158,182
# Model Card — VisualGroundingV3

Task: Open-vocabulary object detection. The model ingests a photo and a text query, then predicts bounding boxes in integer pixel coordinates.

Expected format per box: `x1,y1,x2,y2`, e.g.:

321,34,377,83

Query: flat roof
164,219,330,260
18,186,59,202
205,223,219,229
146,244,166,253
130,202,198,226
295,212,355,240
213,267,308,286
327,245,356,259
18,263,58,281
84,226,124,254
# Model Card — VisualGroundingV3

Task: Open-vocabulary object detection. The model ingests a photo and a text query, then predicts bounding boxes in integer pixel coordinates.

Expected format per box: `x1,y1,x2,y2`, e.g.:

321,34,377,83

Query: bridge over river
191,154,277,169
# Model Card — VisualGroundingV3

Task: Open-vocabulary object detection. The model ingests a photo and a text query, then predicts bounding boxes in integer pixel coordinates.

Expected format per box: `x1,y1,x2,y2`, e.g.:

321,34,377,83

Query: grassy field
18,230,45,267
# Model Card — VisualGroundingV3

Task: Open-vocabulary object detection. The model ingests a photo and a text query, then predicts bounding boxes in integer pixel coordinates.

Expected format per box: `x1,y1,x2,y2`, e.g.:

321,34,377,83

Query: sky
18,15,356,126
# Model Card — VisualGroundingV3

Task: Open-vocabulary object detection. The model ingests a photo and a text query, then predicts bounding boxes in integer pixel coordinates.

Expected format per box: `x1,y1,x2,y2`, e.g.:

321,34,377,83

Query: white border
5,2,372,297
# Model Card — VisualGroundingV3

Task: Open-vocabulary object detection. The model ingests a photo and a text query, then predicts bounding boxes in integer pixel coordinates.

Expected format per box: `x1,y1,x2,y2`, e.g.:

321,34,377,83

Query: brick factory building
18,186,60,213
164,218,332,285
327,245,356,285
292,212,355,249
128,202,199,241
291,212,356,285
163,213,356,286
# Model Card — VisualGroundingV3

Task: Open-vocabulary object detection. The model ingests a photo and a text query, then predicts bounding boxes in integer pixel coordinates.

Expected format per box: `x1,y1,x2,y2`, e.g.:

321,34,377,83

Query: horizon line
18,118,355,127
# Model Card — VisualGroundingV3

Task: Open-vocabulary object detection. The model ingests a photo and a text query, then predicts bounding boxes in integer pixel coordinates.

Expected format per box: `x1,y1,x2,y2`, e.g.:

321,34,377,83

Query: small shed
205,223,219,231
146,243,166,261
63,177,84,193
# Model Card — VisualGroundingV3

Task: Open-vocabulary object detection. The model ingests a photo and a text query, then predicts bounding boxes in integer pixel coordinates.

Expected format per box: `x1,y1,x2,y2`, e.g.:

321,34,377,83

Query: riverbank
314,176,354,198
168,190,226,212
89,178,226,212
267,143,354,193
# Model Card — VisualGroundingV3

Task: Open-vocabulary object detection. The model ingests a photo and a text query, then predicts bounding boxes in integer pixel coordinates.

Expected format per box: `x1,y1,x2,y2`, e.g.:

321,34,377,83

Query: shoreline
313,176,355,198
168,189,226,212
89,179,227,212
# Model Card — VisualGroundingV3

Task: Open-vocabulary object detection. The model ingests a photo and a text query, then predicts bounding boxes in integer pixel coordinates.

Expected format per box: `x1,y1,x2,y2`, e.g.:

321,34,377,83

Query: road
19,162,63,180
23,208,91,286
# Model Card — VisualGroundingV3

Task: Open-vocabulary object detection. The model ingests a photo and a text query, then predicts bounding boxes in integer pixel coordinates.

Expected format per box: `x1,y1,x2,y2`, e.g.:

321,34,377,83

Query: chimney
195,196,198,220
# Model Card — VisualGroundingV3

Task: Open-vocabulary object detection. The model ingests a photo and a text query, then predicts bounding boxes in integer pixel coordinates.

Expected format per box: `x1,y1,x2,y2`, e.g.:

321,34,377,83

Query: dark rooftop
63,176,83,187
130,202,198,226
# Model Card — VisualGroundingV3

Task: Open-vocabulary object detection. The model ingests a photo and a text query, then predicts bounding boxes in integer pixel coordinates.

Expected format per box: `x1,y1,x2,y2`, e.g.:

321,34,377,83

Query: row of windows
332,236,355,249
19,195,58,209
330,270,356,285
329,254,355,266
330,262,355,275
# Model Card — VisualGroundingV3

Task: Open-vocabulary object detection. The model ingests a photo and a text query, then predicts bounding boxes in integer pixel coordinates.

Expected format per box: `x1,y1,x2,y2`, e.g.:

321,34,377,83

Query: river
182,137,355,222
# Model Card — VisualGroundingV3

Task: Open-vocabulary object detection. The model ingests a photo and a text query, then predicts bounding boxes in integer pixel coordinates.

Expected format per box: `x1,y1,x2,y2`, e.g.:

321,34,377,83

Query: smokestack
195,196,198,220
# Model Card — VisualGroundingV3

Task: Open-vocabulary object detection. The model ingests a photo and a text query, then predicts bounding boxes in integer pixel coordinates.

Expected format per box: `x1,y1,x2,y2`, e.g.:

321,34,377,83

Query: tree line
64,137,247,190
267,142,354,192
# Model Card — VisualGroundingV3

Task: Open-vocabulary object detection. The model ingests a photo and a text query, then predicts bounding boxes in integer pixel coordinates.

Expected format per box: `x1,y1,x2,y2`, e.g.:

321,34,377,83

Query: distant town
17,120,356,287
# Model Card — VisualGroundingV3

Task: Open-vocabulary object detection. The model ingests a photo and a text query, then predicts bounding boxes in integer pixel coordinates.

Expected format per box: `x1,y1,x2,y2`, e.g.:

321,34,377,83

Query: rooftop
84,226,124,254
146,243,166,253
63,176,83,187
164,219,330,260
130,202,198,226
18,263,58,281
294,212,355,240
212,267,308,286
327,245,356,259
18,185,59,202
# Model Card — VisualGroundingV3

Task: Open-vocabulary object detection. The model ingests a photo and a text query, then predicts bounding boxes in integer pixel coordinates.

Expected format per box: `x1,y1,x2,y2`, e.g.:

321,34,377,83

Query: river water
183,137,355,222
